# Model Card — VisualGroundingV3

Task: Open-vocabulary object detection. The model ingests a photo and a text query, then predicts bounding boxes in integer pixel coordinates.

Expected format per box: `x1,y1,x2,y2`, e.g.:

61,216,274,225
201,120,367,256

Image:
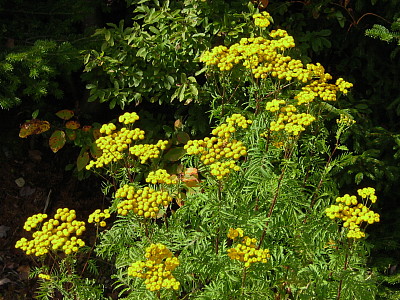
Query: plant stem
215,181,223,254
258,167,286,249
258,138,297,249
336,239,351,300
310,140,339,209
81,225,99,276
336,244,350,300
241,267,247,296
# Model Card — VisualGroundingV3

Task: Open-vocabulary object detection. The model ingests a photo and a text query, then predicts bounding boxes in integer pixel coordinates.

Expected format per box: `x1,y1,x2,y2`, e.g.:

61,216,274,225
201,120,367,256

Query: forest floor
0,109,106,299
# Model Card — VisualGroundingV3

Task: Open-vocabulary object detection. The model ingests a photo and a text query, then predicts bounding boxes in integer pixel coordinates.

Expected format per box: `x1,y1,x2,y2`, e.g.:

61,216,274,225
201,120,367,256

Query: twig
43,189,52,214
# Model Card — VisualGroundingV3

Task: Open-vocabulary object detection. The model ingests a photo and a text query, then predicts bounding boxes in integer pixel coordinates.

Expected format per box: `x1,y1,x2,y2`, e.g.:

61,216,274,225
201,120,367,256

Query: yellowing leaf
180,168,199,188
56,109,74,120
65,120,80,129
92,128,101,140
49,130,66,153
19,120,50,138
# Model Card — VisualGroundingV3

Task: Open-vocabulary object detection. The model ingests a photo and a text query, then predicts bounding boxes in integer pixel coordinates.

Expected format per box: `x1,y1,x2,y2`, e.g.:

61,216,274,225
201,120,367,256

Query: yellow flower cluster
293,64,353,104
38,273,51,280
99,123,116,135
118,112,139,125
23,213,47,231
88,209,111,227
116,185,172,218
325,188,380,239
129,140,169,164
146,169,177,185
268,104,316,136
266,99,285,112
295,90,317,106
357,187,377,202
200,29,311,83
227,229,270,268
200,12,353,102
86,126,145,169
336,78,353,94
227,227,244,240
15,208,86,256
252,11,271,28
337,114,356,126
184,114,251,180
128,243,180,291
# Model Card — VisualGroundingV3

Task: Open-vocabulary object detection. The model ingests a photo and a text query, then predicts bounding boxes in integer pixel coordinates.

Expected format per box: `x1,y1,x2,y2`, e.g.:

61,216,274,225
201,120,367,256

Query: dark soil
0,109,106,299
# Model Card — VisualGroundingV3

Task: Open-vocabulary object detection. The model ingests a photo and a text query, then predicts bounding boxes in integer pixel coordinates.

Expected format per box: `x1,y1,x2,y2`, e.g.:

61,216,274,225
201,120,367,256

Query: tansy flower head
326,188,380,239
128,243,180,291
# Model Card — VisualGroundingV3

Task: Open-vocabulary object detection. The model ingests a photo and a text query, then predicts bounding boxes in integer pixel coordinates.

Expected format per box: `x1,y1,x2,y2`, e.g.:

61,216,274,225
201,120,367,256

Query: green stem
241,267,248,296
215,181,223,254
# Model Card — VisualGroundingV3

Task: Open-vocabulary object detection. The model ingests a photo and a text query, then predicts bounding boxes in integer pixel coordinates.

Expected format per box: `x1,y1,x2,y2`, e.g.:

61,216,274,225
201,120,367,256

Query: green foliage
366,21,400,45
32,259,106,300
0,40,81,109
82,0,255,108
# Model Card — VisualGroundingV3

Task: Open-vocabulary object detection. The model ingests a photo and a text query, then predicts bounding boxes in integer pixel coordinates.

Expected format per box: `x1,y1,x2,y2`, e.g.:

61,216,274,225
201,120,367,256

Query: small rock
0,225,10,238
15,177,25,187
19,186,36,197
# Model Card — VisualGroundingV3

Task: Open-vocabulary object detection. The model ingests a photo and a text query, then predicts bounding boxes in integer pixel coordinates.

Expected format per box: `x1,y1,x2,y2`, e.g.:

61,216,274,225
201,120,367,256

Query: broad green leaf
105,30,111,41
90,142,102,158
49,130,66,153
31,109,39,119
164,147,186,161
19,120,50,138
56,109,74,120
136,47,148,58
77,151,90,171
177,132,190,144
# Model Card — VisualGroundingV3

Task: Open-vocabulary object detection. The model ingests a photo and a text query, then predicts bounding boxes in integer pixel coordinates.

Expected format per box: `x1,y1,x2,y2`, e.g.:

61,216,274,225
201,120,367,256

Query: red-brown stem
258,167,286,249
81,225,99,276
258,138,298,249
310,141,339,209
215,181,223,254
336,246,350,300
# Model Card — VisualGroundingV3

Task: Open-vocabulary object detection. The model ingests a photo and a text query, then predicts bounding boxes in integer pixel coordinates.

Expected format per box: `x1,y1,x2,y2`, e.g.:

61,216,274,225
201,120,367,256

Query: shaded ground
0,109,105,299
